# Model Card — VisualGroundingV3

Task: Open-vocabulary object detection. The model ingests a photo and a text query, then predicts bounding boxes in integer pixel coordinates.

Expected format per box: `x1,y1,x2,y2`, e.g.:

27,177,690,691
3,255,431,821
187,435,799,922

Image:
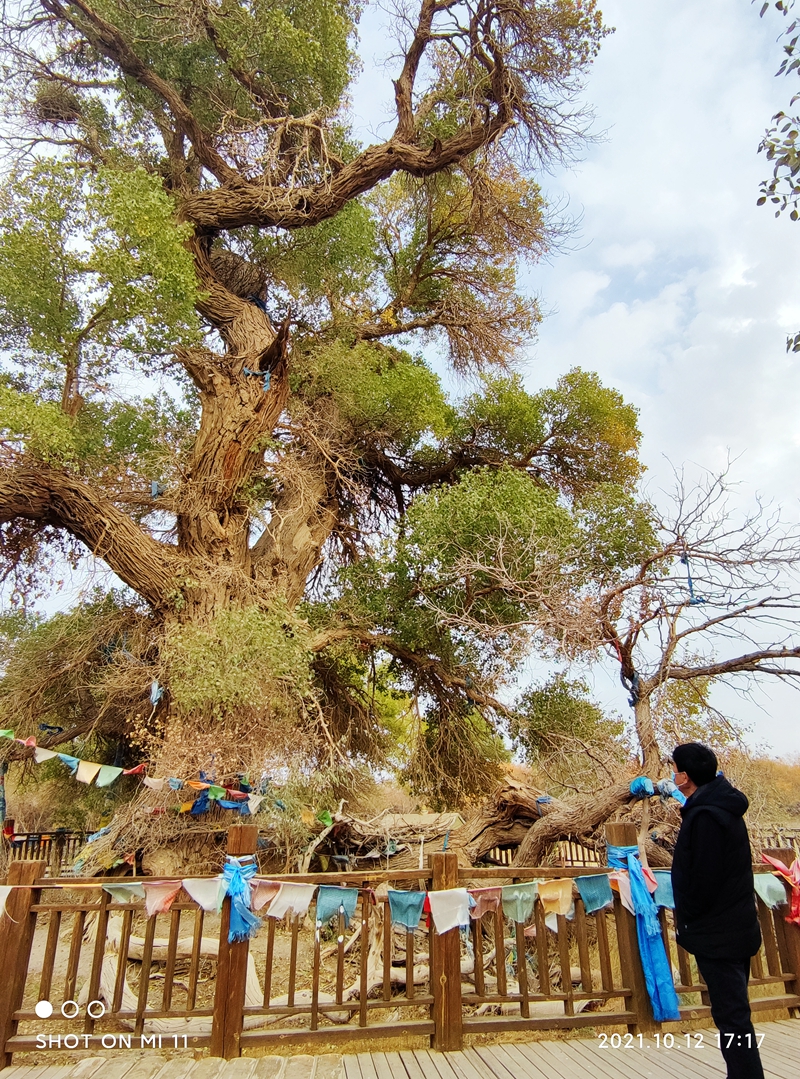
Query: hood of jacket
680,774,748,819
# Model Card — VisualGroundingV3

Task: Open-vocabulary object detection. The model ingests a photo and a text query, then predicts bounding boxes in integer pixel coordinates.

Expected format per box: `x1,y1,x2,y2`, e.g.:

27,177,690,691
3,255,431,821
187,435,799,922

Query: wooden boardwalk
2,1020,800,1079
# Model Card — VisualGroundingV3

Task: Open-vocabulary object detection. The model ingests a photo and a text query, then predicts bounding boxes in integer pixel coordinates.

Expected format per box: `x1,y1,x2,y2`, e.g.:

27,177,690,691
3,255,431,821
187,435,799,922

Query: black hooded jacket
671,775,761,959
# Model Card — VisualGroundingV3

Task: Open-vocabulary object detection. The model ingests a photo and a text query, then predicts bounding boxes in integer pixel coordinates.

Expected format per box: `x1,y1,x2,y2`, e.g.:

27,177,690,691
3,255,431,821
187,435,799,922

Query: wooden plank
263,916,276,1007
186,908,205,1012
359,895,370,1028
514,920,530,1018
161,907,182,1012
493,907,507,998
756,1047,799,1079
429,852,462,1051
430,1050,483,1079
422,1052,461,1079
382,1053,409,1079
500,1044,556,1079
563,1040,633,1079
0,861,46,1069
405,930,415,1001
287,914,300,1008
409,1052,441,1079
398,1050,427,1079
342,1058,362,1079
573,899,592,992
594,907,614,991
336,910,346,1006
219,1060,258,1079
104,1057,168,1079
757,897,782,976
148,1061,196,1079
84,889,111,1034
533,898,549,997
184,1059,227,1079
251,1060,286,1079
311,922,321,1032
63,909,87,1002
370,1053,398,1079
489,1045,543,1079
113,907,134,1013
471,918,485,1000
527,1043,580,1079
212,826,259,1058
383,902,392,1003
134,911,158,1036
556,914,574,1016
467,1047,515,1079
314,1060,345,1079
283,1059,318,1079
69,1062,121,1079
37,909,61,1005
355,1054,379,1079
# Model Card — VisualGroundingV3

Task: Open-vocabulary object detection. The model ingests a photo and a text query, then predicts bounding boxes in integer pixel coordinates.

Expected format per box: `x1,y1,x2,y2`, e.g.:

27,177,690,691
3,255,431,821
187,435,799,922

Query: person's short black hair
672,742,718,785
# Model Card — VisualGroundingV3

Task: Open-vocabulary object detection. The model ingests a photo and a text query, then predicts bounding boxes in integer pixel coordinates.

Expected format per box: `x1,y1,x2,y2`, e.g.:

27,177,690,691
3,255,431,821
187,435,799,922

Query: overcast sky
351,0,800,755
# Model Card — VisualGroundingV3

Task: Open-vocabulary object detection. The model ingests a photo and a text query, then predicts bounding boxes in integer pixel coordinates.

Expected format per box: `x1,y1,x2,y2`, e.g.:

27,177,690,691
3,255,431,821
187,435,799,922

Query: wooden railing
3,830,86,875
1,824,799,1064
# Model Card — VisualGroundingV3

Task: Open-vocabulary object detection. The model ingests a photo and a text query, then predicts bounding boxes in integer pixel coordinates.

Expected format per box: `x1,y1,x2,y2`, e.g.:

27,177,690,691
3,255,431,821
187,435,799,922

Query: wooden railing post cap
605,822,638,848
226,825,258,856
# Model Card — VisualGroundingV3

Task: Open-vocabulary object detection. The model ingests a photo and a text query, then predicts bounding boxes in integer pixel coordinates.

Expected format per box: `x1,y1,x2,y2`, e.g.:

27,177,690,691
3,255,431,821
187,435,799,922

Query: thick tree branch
667,647,800,682
180,124,505,230
0,459,178,607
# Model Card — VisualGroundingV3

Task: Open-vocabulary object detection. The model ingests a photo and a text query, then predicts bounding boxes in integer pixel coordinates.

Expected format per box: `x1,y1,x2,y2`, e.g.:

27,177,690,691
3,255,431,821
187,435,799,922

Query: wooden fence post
762,847,800,1015
210,825,259,1059
429,851,463,1052
0,859,47,1067
605,822,659,1034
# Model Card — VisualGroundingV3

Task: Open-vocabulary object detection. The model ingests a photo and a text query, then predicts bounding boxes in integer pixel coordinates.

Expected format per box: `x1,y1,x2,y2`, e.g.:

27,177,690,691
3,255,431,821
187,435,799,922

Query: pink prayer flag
123,763,147,776
251,879,281,912
142,881,183,917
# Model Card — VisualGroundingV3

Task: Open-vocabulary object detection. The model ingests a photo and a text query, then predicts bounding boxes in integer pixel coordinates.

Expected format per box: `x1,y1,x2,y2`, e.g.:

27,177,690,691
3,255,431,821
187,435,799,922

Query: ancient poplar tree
0,0,647,827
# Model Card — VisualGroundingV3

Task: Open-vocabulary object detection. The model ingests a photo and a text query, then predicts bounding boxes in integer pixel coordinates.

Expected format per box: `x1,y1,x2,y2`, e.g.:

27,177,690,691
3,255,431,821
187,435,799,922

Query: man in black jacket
671,742,764,1079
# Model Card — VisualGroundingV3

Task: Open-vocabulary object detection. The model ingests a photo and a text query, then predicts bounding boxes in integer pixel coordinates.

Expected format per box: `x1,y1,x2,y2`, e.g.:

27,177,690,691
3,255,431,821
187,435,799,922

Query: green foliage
511,675,623,762
651,674,743,750
401,705,510,810
0,383,77,461
162,603,313,715
456,369,643,496
90,0,357,130
576,484,658,582
0,591,153,739
406,465,576,578
0,160,199,376
308,340,453,451
250,198,377,305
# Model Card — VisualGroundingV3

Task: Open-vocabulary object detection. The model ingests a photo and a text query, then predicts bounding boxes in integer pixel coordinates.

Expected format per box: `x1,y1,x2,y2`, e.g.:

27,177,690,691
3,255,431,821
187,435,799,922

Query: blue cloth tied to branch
222,855,261,943
607,844,680,1021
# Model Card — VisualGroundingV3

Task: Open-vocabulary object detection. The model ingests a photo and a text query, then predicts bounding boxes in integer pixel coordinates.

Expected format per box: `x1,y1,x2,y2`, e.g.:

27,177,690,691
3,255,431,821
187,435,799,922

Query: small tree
420,469,800,862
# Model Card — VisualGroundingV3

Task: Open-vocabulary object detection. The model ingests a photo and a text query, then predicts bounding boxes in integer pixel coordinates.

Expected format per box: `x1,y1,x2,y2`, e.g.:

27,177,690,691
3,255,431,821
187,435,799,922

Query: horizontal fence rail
1,825,799,1064
3,831,86,875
